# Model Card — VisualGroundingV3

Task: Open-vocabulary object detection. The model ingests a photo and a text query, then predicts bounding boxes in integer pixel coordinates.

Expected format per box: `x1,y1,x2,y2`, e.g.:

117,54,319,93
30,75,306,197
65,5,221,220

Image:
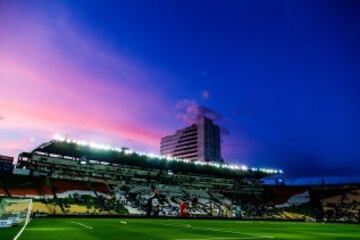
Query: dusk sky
0,0,359,180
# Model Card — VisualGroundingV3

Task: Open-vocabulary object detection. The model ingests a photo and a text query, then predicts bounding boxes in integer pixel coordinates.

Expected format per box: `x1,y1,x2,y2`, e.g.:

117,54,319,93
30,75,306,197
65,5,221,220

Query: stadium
0,134,359,240
1,1,360,240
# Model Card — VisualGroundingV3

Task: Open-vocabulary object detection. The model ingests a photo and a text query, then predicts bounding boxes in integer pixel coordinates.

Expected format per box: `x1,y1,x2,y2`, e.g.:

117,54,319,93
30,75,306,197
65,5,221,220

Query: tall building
160,117,222,162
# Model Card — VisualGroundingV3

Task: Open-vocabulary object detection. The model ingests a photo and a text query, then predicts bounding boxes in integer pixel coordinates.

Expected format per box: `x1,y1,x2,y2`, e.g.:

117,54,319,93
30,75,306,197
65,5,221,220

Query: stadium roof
29,136,282,179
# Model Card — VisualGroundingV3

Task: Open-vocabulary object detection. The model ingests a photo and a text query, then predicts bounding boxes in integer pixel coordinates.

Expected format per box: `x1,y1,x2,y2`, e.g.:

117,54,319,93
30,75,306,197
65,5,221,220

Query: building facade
160,117,222,162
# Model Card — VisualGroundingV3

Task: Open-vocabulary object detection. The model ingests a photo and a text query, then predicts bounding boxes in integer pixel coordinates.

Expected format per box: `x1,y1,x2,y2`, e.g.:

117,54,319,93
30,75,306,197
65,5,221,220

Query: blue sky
1,0,359,180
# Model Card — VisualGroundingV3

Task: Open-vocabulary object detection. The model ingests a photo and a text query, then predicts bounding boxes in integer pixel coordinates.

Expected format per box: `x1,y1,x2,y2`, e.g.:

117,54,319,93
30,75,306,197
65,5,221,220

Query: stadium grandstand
1,136,280,214
1,137,360,240
0,155,14,173
9,136,279,217
0,136,357,224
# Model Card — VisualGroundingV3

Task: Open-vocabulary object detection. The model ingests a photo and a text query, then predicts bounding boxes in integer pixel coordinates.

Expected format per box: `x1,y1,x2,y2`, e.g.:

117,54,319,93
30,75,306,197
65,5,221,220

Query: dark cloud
176,99,230,135
0,114,5,121
176,99,220,122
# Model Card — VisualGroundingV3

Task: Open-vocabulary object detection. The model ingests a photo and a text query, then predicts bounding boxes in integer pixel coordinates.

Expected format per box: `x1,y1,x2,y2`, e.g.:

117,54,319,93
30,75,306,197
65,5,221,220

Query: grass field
1,218,359,240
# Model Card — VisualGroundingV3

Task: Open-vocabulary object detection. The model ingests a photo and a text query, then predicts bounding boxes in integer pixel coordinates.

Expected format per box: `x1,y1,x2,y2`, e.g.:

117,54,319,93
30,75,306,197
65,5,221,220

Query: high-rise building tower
160,117,222,162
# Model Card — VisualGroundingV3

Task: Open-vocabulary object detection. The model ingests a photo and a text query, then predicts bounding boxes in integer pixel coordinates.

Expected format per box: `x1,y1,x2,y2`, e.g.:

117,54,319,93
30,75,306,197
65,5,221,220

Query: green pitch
1,218,359,240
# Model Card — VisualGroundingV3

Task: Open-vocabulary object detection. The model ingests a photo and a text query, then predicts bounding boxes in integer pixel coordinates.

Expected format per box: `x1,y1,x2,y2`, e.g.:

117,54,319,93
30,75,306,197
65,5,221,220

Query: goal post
0,198,33,229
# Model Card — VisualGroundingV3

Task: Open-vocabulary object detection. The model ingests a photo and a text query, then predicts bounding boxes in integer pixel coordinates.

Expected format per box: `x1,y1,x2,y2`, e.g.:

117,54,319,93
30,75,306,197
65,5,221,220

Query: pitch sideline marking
13,219,32,240
13,200,33,240
70,221,93,230
133,221,274,239
120,221,127,224
26,227,74,231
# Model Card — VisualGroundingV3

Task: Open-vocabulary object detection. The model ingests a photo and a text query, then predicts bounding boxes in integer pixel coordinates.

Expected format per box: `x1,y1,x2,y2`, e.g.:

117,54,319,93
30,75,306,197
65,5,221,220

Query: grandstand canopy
29,140,281,179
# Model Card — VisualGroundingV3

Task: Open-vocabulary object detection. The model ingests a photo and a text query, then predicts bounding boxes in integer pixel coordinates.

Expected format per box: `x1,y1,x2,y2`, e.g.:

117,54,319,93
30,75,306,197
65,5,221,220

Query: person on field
209,203,215,217
179,201,189,218
235,205,243,219
146,197,153,217
152,197,160,217
146,189,161,217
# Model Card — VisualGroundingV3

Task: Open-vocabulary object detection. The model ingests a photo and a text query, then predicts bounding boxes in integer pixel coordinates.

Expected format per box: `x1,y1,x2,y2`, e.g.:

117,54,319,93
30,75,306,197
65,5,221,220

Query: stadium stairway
0,176,12,197
3,186,11,197
308,190,325,220
182,189,191,200
50,187,66,213
207,191,222,204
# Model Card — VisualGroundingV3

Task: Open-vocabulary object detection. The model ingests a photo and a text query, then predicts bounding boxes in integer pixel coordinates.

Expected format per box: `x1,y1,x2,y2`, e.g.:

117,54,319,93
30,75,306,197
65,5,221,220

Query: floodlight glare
52,135,283,175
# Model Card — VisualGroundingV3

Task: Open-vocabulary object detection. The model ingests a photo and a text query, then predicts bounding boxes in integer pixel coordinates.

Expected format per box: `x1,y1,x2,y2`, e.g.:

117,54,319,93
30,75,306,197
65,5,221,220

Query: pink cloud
0,2,174,157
